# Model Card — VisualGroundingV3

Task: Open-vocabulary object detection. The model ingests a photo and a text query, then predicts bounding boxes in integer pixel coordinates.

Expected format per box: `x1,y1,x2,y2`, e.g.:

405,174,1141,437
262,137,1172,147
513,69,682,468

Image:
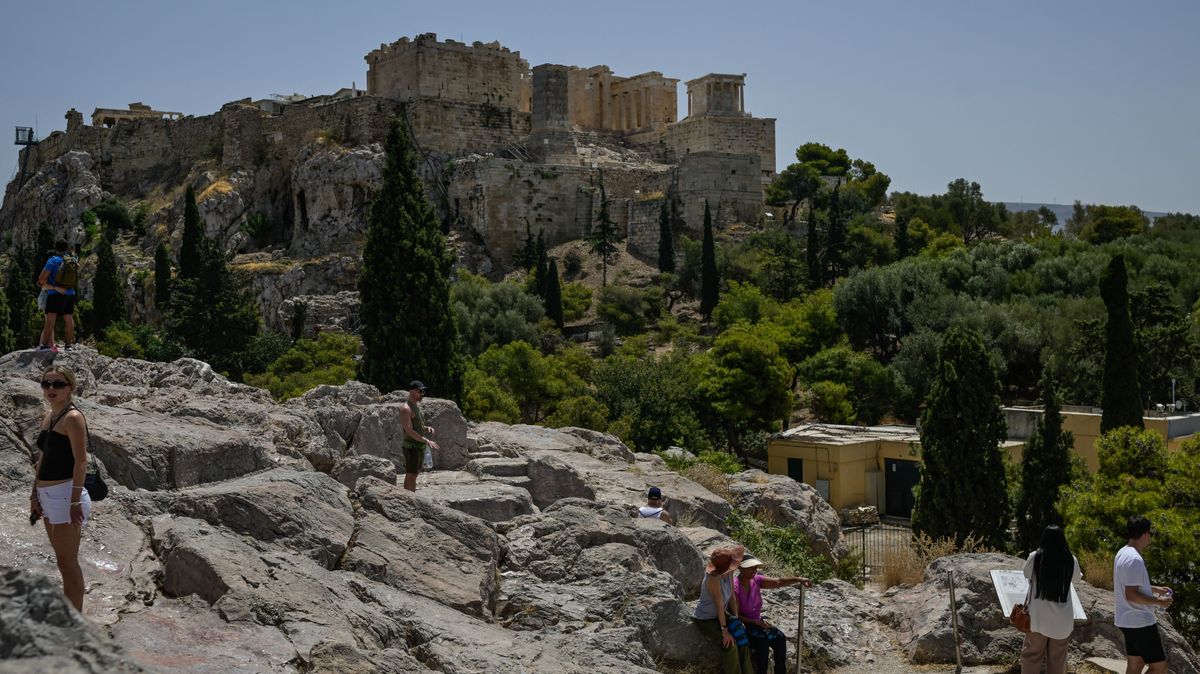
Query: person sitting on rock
398,380,437,492
693,545,754,674
636,486,673,524
733,555,812,674
28,365,92,611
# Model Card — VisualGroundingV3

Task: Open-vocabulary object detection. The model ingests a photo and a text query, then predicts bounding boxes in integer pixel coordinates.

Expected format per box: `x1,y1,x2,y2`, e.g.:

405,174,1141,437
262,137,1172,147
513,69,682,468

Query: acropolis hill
0,33,776,330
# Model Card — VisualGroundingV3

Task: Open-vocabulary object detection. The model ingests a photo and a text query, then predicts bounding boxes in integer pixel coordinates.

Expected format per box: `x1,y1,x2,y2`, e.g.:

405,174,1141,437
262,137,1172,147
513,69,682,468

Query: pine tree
165,236,259,374
5,252,33,347
90,232,127,336
1016,374,1075,552
586,180,619,287
1100,254,1143,432
912,327,1009,548
700,201,719,319
357,118,462,398
179,185,203,280
154,241,173,309
657,200,675,273
545,258,564,330
0,272,13,354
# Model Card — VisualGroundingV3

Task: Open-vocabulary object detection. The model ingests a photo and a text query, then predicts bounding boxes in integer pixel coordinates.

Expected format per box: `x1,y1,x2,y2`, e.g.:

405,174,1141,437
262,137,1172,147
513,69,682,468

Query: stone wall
625,197,668,260
676,152,763,233
446,157,669,265
365,33,530,112
664,115,776,184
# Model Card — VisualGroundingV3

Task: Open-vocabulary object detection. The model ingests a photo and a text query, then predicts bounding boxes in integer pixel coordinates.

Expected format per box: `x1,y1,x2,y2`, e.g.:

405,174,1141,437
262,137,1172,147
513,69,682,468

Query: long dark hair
1033,525,1073,603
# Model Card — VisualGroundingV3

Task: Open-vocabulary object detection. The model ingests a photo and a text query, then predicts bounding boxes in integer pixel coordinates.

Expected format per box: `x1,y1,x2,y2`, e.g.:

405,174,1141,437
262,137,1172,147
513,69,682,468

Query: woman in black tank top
29,364,91,611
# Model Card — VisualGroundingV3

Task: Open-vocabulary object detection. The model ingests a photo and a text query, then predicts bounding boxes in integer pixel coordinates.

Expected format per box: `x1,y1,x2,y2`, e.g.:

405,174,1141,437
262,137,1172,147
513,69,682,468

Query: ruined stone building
1,33,777,331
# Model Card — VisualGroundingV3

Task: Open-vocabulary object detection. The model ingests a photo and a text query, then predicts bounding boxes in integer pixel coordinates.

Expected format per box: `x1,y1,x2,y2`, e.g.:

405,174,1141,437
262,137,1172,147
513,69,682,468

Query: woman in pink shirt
733,556,813,674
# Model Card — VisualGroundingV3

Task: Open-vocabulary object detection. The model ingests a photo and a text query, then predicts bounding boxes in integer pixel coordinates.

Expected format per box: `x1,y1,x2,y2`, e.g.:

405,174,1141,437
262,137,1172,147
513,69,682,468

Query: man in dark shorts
1114,515,1173,673
398,380,437,492
37,239,78,352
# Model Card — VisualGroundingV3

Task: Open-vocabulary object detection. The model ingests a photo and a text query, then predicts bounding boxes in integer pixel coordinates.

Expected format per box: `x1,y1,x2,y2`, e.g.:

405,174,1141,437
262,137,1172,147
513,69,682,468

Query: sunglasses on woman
40,379,70,389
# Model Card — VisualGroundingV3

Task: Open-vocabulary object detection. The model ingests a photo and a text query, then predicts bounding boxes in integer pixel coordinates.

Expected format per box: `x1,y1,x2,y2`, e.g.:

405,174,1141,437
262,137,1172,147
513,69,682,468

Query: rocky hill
1,347,1197,673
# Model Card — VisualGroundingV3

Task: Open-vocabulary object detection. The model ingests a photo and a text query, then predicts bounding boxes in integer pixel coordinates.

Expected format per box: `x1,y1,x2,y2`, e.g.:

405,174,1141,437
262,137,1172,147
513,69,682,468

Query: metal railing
844,522,913,583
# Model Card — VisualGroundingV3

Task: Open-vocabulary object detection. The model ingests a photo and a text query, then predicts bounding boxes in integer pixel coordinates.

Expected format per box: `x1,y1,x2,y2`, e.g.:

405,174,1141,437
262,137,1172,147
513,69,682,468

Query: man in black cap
399,380,438,492
636,486,673,524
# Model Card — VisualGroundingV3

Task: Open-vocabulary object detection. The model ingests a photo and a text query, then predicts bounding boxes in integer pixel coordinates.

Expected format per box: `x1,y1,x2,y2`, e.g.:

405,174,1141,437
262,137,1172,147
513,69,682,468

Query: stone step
490,475,533,492
466,457,530,478
468,451,504,460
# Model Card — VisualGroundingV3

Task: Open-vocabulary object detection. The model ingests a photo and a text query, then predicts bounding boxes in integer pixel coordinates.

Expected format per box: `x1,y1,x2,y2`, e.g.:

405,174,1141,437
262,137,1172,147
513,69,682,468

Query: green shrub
563,250,583,277
725,510,833,581
462,364,521,423
807,381,856,424
234,332,293,377
96,322,144,359
545,395,610,431
561,281,592,322
597,284,664,335
244,332,360,400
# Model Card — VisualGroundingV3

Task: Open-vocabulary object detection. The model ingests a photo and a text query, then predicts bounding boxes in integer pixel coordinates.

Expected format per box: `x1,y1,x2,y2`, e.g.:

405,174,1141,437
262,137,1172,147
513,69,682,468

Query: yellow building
1003,406,1200,472
768,410,1200,519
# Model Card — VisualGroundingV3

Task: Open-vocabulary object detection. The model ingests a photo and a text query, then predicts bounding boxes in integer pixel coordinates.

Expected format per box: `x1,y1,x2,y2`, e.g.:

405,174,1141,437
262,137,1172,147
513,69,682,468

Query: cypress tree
1100,254,1143,432
657,200,675,273
533,229,548,298
357,118,462,398
826,181,845,279
699,201,719,319
165,236,259,375
1016,373,1075,552
545,258,564,330
154,241,173,309
179,185,203,280
895,214,910,259
806,201,821,289
513,219,536,270
33,222,54,285
5,252,33,348
586,180,619,287
912,327,1009,548
91,233,127,336
0,272,13,354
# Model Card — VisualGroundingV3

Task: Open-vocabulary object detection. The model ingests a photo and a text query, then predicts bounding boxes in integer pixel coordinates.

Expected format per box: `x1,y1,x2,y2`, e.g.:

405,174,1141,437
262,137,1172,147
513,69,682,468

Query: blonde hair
41,365,78,392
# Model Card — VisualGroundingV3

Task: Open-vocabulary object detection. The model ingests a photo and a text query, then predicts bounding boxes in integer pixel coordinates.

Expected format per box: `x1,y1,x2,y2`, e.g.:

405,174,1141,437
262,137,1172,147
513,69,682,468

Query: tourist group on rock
25,247,1178,674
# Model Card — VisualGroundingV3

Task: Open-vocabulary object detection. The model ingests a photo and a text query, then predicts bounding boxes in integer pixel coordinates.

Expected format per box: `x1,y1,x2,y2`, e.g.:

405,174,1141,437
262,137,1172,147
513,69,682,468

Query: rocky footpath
1,346,1198,673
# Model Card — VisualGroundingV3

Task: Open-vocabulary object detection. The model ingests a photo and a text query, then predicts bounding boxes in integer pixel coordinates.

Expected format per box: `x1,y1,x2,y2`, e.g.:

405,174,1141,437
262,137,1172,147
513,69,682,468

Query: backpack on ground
55,255,80,290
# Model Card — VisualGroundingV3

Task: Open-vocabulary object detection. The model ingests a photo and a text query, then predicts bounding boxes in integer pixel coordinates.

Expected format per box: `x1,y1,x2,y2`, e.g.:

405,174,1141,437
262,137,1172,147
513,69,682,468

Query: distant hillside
1004,202,1168,226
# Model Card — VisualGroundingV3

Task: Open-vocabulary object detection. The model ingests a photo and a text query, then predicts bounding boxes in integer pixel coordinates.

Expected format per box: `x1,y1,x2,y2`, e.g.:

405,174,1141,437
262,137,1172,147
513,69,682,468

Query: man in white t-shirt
1113,515,1173,674
636,486,673,524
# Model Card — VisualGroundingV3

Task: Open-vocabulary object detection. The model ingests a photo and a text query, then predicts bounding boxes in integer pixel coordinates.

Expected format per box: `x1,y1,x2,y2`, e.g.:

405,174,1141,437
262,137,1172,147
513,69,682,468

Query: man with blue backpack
37,239,79,352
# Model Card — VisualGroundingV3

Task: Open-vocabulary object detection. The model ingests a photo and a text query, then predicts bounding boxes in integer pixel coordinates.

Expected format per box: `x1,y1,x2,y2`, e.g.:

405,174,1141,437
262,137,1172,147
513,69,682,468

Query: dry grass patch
198,178,233,201
682,463,733,503
882,533,998,588
1079,549,1113,590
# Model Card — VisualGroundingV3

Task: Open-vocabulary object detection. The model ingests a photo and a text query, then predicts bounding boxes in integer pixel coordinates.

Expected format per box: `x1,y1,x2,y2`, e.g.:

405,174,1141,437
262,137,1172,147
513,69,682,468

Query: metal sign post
948,573,963,674
796,584,805,673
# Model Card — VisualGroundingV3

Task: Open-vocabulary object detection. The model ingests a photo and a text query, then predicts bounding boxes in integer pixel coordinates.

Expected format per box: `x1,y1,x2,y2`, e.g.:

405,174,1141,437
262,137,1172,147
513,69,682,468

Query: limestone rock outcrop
726,469,848,562
879,553,1200,671
288,142,384,257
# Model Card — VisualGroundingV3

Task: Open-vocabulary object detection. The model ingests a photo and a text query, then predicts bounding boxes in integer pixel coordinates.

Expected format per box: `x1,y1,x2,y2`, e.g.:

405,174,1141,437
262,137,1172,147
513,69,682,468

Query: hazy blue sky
2,0,1197,212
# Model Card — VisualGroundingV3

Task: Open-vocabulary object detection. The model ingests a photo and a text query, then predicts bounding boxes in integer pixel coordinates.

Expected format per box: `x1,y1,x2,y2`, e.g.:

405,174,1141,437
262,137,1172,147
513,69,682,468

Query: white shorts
36,481,92,525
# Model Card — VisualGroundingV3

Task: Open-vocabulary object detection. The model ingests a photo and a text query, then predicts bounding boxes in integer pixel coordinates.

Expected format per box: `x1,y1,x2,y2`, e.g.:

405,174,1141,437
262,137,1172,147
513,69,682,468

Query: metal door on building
884,459,920,519
787,458,803,482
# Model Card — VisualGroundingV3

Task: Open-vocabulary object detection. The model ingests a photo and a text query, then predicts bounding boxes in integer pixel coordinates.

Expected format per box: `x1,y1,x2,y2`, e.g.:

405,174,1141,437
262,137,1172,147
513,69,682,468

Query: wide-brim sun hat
706,545,745,574
739,556,765,570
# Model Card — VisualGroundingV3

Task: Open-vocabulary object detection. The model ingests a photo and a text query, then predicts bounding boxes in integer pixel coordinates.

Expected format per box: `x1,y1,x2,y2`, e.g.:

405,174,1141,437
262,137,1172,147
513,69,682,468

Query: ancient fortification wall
365,33,531,111
3,33,778,278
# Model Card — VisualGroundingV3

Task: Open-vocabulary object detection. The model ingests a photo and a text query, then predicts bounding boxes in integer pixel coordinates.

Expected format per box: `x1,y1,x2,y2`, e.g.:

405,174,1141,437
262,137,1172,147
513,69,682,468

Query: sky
2,0,1198,213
